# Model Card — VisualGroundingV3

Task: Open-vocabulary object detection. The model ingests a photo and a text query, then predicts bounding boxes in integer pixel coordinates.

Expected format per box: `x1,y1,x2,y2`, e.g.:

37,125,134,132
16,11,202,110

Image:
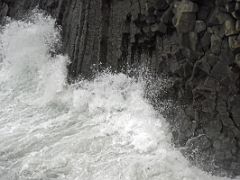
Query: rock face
1,0,240,177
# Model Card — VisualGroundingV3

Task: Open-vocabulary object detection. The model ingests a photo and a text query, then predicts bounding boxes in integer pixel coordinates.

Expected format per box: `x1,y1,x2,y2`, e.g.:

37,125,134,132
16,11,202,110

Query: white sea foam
0,12,239,180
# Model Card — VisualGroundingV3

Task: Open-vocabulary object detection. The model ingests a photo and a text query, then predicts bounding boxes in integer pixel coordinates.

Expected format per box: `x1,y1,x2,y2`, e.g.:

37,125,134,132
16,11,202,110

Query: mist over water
0,12,239,180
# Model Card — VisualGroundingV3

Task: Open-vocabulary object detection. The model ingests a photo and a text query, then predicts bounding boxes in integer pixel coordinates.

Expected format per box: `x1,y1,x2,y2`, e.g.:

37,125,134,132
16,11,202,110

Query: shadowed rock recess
1,0,240,177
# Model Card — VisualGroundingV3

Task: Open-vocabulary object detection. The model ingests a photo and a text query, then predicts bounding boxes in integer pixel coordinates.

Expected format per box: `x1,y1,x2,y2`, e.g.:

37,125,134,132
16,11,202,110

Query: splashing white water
0,13,239,180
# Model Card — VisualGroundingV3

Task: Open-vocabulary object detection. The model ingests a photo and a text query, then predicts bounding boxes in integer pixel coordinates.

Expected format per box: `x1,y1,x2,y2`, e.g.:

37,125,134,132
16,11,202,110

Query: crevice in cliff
216,92,224,134
67,0,84,79
118,13,131,72
227,101,240,132
56,0,69,25
99,0,111,67
76,0,90,76
137,0,142,14
118,33,130,72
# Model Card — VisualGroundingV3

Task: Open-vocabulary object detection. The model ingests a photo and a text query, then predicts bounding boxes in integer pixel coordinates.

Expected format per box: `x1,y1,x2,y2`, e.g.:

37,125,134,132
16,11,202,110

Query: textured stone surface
1,0,240,177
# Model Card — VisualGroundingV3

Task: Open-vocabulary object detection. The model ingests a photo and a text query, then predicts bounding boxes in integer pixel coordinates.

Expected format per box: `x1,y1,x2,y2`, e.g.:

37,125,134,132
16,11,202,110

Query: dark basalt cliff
1,0,240,177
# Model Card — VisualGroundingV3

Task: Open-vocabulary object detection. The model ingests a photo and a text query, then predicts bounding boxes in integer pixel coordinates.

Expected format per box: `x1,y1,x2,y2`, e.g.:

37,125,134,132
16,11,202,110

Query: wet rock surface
1,0,240,177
